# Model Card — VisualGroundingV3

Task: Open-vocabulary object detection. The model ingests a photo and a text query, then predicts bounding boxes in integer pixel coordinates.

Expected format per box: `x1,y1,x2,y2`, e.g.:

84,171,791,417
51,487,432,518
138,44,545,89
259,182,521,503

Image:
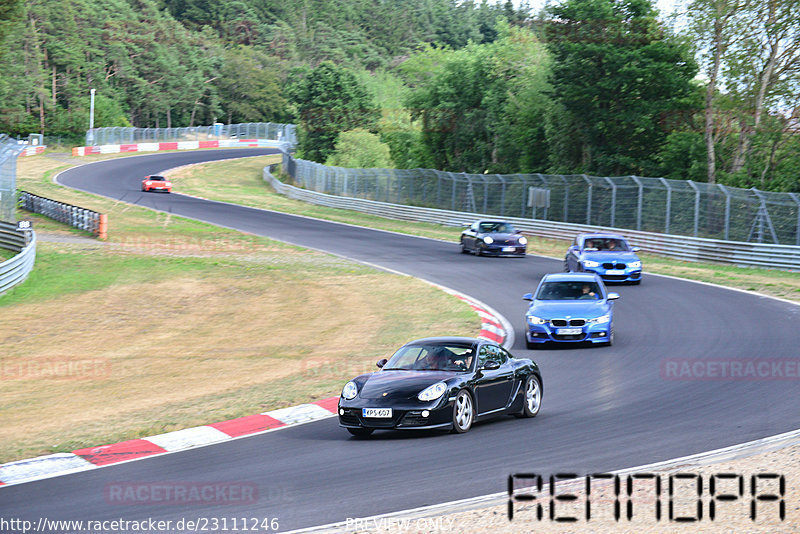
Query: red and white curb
0,305,507,487
18,145,46,157
71,138,285,156
453,295,507,345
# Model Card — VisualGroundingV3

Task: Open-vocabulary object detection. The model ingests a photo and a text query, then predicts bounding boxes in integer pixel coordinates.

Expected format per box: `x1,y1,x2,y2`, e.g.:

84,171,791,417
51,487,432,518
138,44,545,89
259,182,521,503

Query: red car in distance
141,175,172,193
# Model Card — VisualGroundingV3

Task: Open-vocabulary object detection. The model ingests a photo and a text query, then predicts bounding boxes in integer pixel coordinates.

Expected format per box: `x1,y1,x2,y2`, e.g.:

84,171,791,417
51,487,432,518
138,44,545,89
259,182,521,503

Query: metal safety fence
87,122,297,147
18,191,107,238
0,221,36,295
270,161,800,270
0,135,26,223
282,153,800,246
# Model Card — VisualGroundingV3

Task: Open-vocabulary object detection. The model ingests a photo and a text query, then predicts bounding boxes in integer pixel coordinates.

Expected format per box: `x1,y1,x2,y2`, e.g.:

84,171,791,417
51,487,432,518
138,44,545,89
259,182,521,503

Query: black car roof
403,336,485,347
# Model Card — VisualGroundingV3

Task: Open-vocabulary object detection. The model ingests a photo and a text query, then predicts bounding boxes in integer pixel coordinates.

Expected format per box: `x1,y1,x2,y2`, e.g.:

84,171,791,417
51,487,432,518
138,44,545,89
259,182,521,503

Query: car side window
470,222,479,232
478,344,505,367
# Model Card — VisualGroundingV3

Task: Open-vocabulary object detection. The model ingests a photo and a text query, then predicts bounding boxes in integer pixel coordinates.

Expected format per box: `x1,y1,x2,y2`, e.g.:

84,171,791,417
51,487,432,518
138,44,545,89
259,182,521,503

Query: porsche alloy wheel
460,239,469,254
452,390,474,433
520,375,542,417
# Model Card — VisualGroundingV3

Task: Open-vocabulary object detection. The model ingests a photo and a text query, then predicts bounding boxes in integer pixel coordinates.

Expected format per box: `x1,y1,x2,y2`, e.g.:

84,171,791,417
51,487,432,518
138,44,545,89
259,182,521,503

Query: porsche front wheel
519,375,542,418
451,390,474,433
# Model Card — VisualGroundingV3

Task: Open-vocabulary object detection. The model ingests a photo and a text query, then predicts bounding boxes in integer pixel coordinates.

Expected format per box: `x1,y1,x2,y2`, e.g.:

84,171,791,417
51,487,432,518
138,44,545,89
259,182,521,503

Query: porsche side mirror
522,292,533,301
607,293,620,301
376,358,388,368
482,360,501,371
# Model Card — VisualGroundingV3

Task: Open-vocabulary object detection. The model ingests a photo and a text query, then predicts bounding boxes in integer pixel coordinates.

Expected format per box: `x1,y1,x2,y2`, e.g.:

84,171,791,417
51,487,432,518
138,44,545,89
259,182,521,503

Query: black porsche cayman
338,337,543,436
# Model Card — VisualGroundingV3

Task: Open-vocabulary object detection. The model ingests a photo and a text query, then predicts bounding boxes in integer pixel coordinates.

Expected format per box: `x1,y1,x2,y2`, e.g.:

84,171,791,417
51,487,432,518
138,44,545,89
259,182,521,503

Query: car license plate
363,408,392,418
606,269,624,275
502,246,515,252
556,328,582,335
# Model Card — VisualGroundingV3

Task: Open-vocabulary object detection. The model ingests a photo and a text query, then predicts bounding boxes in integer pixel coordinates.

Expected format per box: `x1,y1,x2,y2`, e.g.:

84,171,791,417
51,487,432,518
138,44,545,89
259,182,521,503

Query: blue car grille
550,319,586,327
603,262,626,269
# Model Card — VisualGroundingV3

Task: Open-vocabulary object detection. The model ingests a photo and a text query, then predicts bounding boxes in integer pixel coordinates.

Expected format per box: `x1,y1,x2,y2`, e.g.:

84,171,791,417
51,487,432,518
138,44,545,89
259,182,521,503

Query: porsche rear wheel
347,427,374,437
518,375,542,418
451,390,474,433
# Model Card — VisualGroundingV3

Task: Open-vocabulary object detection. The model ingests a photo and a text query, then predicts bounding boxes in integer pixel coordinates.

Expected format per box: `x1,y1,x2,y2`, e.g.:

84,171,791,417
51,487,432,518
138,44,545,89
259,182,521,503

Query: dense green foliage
542,0,699,176
325,128,394,168
0,0,797,191
288,61,380,163
406,23,551,173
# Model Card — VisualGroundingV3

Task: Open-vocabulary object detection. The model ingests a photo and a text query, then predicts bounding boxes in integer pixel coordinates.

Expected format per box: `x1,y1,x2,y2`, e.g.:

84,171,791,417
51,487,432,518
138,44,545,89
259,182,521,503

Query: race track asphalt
3,148,799,531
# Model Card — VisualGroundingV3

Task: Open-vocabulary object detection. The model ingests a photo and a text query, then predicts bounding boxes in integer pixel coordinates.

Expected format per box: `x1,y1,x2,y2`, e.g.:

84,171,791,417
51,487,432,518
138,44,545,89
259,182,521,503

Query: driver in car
578,284,597,299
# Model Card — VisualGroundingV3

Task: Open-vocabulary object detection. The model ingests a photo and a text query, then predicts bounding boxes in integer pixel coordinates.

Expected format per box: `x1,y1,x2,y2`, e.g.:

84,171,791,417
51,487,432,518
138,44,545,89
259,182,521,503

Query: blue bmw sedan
564,233,642,284
522,272,619,349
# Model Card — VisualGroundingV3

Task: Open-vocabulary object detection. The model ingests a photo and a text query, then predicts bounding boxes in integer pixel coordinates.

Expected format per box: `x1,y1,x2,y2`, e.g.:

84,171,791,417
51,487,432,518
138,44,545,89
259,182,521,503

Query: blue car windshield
383,344,474,371
584,238,629,251
536,281,602,300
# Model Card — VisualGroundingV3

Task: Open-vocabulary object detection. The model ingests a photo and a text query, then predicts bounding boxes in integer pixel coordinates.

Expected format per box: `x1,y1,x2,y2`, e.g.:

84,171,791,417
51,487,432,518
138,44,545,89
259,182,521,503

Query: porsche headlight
342,381,358,400
590,314,611,324
583,260,600,268
483,236,494,244
527,315,546,325
418,382,447,402
518,236,528,245
629,261,642,269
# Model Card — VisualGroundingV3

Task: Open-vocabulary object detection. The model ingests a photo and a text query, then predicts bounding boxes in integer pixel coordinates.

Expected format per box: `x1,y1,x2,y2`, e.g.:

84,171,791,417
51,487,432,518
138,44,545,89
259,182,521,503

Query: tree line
0,0,798,192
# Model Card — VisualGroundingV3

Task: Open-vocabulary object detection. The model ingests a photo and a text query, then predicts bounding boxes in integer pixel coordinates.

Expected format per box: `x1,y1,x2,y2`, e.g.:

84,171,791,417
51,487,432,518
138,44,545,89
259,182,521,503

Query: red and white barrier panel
18,146,46,157
72,139,282,156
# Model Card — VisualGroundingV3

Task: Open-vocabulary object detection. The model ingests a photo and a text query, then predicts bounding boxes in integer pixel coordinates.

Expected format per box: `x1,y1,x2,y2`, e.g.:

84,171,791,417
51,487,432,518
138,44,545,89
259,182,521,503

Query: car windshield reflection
584,238,629,251
383,343,474,372
536,281,602,300
479,222,516,234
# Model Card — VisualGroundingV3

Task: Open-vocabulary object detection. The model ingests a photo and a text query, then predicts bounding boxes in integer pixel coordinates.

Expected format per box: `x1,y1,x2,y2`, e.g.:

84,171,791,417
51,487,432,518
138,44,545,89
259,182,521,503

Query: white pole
88,88,96,145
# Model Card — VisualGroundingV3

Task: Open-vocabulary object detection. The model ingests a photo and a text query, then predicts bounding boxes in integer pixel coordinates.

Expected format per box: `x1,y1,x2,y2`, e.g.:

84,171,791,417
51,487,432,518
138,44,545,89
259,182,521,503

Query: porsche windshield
536,281,603,300
383,343,475,371
479,222,515,234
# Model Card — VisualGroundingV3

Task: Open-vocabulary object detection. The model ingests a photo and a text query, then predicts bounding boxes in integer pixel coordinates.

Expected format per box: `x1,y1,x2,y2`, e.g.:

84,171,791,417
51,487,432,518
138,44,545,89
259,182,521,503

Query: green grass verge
0,152,479,462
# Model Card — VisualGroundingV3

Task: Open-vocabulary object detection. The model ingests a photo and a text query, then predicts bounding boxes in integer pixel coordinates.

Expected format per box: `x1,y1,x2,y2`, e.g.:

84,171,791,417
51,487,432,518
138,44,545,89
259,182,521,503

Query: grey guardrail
265,167,800,271
0,221,36,295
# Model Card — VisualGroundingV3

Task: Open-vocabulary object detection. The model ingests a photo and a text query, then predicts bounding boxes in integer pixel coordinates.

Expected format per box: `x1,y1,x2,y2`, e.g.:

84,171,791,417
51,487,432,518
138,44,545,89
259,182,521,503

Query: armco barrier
18,191,107,239
265,167,800,271
72,138,290,156
0,221,36,295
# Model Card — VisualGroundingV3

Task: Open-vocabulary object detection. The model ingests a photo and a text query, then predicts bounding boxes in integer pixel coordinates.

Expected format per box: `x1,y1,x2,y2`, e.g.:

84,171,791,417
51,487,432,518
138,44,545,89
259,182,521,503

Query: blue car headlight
342,381,358,400
518,236,528,245
483,236,494,244
629,261,642,269
527,315,546,325
589,314,611,324
583,260,600,268
418,382,447,402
